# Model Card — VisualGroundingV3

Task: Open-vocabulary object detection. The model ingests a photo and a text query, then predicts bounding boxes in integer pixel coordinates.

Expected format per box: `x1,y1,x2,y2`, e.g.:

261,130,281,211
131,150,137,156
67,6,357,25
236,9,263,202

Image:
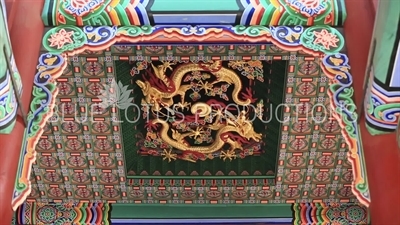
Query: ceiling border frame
12,24,370,210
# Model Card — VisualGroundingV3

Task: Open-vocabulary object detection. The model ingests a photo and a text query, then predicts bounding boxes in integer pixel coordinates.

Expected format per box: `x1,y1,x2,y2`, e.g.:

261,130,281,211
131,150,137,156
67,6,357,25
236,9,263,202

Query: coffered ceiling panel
12,25,369,210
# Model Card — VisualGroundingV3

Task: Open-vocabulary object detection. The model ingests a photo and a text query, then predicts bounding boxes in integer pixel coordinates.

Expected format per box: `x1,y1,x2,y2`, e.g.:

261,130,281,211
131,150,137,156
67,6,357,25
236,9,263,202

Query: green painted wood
150,0,240,11
111,204,293,219
371,0,400,83
127,176,276,179
40,0,346,26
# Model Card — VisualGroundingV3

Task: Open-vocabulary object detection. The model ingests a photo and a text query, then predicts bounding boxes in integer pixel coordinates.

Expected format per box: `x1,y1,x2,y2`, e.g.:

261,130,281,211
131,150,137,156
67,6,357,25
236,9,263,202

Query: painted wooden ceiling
25,41,362,205
7,0,370,221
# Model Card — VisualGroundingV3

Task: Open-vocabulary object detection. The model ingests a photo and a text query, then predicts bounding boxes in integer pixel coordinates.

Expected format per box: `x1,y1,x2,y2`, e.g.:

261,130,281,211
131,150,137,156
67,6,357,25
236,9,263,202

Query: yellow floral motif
220,149,237,161
161,149,177,162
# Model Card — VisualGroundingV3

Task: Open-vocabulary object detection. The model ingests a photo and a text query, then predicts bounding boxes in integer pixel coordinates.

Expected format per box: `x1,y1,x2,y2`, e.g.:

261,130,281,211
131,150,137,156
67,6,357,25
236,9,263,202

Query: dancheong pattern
15,201,111,225
292,202,368,224
29,47,356,204
0,0,23,134
13,25,369,210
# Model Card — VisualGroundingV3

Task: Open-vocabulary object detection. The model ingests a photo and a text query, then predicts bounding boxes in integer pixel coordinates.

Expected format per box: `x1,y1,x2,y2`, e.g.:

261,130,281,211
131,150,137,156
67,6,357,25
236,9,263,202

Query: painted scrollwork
301,26,344,54
42,25,346,56
321,53,370,205
365,82,400,133
270,26,303,47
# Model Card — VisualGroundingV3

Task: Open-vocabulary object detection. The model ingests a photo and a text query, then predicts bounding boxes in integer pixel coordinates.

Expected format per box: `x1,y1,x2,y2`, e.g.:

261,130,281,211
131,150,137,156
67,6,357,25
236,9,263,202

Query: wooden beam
344,0,400,223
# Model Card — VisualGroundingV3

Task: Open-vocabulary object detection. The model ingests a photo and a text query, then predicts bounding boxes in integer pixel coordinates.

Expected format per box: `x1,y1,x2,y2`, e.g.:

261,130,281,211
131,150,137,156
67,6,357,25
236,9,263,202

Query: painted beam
363,0,400,134
14,202,111,224
111,204,293,218
343,0,400,223
0,0,22,134
111,203,368,223
292,202,369,224
111,218,292,224
40,0,347,26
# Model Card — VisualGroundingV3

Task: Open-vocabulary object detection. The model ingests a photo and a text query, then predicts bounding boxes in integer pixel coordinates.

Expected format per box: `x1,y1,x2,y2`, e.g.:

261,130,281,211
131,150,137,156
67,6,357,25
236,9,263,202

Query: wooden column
344,0,400,223
0,0,44,223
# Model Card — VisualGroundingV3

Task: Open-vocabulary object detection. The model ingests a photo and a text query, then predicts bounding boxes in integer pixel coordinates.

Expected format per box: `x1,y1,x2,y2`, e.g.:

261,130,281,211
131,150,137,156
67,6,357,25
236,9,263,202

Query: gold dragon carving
136,61,262,162
136,61,252,111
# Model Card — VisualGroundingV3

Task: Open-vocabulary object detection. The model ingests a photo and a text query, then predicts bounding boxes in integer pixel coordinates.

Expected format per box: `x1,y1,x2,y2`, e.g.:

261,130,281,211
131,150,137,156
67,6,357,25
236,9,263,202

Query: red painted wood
344,0,400,224
0,0,44,223
360,117,400,224
0,117,25,223
4,0,19,29
371,0,379,13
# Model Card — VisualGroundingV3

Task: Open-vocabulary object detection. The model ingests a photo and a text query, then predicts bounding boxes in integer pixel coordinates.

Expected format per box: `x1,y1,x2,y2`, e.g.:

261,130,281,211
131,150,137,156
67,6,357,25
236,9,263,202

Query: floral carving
48,29,74,49
313,29,339,50
64,0,108,17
